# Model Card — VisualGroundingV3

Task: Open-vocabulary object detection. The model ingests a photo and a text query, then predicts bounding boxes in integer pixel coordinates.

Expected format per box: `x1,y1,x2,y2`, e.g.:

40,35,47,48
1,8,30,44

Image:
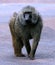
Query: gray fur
9,6,43,60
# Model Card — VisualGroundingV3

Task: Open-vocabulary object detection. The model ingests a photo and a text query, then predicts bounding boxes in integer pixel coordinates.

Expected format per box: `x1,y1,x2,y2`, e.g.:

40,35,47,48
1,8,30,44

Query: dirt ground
0,4,55,65
0,19,55,65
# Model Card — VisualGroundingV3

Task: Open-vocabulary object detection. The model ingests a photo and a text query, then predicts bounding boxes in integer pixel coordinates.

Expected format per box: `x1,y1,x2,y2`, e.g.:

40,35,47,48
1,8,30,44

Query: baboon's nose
26,20,32,24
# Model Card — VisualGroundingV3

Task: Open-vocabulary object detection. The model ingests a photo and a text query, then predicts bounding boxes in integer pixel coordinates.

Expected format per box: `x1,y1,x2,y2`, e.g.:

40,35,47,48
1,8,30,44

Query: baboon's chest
15,23,37,39
20,25,36,39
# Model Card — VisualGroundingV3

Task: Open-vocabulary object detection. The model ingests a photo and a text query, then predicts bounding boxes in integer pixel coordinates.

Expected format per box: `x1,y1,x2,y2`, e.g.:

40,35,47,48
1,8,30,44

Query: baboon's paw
15,53,26,57
28,54,35,60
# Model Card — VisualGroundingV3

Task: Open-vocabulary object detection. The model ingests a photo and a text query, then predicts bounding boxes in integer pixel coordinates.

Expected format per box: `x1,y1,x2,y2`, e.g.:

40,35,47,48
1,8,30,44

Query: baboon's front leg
9,22,25,57
23,39,31,55
29,33,41,60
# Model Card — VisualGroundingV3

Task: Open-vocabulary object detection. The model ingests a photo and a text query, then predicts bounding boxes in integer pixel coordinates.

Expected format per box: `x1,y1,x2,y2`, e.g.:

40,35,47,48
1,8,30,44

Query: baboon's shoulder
9,12,18,27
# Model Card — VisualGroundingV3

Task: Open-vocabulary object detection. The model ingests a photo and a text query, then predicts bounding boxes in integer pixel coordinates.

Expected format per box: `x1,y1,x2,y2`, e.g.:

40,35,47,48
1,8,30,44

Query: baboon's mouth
26,20,32,24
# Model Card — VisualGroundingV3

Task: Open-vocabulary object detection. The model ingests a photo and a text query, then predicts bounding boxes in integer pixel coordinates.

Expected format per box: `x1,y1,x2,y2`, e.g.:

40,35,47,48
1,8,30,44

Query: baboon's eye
29,14,32,19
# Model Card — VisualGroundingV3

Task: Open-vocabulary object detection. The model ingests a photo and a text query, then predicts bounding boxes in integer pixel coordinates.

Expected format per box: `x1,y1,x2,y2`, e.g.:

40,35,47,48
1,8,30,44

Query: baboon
9,6,43,60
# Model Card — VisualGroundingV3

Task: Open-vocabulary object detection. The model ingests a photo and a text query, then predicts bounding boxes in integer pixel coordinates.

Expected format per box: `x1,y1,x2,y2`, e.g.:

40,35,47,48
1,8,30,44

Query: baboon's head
18,6,39,26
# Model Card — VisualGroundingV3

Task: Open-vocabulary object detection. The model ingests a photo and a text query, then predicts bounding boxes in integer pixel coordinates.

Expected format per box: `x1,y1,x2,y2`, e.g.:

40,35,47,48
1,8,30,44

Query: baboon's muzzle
24,12,32,24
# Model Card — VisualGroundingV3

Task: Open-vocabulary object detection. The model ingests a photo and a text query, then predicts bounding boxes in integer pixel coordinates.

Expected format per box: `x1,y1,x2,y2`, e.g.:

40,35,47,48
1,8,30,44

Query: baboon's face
22,11,38,25
18,6,39,26
23,12,32,24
